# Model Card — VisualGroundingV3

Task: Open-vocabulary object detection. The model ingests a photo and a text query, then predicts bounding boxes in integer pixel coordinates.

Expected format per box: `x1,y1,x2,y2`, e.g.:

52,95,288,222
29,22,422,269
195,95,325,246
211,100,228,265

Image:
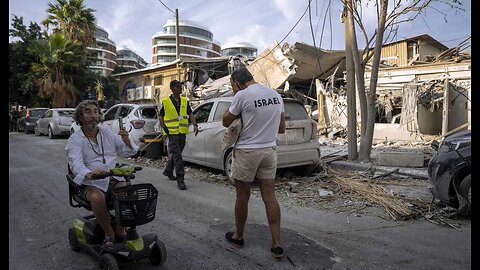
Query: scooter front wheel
68,227,80,252
148,239,167,265
100,253,119,270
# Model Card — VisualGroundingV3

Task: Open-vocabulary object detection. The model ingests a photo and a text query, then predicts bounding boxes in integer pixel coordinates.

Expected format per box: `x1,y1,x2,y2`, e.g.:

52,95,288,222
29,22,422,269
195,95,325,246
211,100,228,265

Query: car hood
443,130,471,143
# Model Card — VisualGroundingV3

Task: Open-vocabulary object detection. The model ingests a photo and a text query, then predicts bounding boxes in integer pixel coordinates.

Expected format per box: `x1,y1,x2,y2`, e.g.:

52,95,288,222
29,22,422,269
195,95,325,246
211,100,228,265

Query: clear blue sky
9,0,471,64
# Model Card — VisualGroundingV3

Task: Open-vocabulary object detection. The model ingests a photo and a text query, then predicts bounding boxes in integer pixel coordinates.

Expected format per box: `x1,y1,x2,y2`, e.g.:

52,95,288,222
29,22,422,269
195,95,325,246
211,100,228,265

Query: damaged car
428,130,471,217
179,96,322,184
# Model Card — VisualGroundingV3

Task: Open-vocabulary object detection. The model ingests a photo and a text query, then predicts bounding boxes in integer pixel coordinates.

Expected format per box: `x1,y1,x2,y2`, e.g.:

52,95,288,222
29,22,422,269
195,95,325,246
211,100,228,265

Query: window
213,101,231,122
118,106,133,118
194,103,214,123
138,107,158,119
103,107,118,121
45,110,53,118
284,101,308,121
58,110,74,116
154,75,163,86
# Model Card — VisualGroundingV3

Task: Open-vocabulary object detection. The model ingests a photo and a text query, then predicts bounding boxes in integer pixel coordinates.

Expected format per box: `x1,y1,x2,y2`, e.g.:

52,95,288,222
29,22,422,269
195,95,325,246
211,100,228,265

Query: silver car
182,97,321,183
35,108,75,138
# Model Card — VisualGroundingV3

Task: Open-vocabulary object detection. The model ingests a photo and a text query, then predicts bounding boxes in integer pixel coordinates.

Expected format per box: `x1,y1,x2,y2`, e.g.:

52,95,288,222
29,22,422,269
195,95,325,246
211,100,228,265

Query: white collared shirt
65,126,139,192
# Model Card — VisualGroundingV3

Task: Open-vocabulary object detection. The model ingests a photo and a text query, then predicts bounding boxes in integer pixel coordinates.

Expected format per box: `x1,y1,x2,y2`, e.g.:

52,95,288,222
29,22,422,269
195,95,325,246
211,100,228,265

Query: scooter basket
112,183,158,227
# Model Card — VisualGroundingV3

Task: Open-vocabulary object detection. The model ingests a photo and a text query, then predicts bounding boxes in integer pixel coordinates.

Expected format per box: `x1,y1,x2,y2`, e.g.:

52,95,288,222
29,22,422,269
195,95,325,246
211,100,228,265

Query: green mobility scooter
66,164,167,269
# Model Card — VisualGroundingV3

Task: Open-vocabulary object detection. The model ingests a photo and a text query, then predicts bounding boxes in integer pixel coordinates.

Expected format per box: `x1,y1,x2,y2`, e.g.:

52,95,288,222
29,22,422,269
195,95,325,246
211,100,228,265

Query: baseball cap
170,80,184,89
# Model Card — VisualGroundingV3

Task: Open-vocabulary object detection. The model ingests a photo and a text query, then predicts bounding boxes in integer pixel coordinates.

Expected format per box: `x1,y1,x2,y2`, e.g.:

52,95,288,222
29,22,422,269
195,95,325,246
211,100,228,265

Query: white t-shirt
228,83,284,149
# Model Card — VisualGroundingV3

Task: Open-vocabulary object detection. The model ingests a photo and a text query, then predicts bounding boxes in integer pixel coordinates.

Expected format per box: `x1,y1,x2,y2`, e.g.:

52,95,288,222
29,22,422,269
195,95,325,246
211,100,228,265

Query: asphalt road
9,132,471,270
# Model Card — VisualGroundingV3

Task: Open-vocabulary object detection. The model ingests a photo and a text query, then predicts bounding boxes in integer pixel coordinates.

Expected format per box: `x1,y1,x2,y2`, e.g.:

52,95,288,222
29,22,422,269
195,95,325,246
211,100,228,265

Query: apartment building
116,47,148,72
221,42,257,58
151,19,221,64
87,25,117,76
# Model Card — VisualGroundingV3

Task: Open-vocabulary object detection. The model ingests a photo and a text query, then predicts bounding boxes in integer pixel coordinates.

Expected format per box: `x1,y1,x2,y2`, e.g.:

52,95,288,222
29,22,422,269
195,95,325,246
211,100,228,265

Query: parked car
17,107,48,133
177,96,321,184
70,108,107,135
428,130,471,216
35,108,75,138
99,103,158,153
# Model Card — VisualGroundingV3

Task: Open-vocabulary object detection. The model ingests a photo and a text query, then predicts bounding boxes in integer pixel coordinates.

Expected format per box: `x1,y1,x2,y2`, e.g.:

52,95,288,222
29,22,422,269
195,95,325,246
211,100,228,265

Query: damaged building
113,33,470,142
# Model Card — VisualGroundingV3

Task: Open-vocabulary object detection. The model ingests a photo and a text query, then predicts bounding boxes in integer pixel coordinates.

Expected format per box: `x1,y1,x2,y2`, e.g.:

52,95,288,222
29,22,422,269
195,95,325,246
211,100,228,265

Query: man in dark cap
158,80,198,190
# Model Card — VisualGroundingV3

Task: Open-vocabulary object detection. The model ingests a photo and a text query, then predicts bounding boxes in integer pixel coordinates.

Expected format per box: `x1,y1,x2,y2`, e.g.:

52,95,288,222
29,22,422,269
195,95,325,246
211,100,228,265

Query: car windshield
139,107,158,119
58,110,74,116
30,109,47,117
284,102,309,120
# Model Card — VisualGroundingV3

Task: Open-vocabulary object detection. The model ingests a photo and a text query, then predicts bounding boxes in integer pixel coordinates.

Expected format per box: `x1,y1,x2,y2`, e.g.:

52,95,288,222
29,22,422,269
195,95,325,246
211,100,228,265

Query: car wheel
455,174,471,216
293,163,320,177
48,126,55,139
34,125,41,136
224,151,235,186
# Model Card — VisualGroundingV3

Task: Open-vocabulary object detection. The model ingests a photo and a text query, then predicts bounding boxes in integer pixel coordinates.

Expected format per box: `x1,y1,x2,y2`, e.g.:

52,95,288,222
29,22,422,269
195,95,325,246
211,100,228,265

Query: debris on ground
128,139,466,228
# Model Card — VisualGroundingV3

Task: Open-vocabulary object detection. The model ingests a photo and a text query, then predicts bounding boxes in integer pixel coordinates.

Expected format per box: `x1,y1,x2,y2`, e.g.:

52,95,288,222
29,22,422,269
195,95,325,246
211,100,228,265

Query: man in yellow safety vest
158,80,198,190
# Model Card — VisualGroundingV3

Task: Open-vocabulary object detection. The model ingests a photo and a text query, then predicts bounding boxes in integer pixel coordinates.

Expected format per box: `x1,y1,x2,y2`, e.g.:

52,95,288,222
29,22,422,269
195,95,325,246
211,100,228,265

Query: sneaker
225,232,244,248
271,246,285,258
177,180,186,190
163,170,177,180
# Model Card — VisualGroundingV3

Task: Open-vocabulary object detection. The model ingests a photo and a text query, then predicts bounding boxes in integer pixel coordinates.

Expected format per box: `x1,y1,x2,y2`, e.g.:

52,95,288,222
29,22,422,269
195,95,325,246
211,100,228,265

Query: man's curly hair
73,100,102,126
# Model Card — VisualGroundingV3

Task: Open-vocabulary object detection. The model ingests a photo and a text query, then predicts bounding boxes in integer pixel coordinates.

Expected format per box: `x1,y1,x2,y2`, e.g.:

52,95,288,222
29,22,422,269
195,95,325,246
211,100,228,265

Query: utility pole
344,0,358,160
175,8,181,80
175,8,180,60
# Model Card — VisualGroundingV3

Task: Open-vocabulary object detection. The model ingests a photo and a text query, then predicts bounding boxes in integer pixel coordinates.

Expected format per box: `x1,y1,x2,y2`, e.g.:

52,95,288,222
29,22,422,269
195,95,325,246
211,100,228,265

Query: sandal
225,232,244,248
102,236,114,247
271,246,285,258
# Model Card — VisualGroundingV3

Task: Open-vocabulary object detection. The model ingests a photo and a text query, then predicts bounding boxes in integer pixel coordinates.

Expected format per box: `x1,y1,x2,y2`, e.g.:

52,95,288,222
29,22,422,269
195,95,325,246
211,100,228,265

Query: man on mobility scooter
66,100,138,246
65,100,166,268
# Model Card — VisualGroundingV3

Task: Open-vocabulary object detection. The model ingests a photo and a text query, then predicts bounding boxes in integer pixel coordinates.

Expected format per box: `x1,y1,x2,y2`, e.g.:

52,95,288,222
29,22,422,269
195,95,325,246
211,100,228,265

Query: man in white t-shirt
222,68,286,258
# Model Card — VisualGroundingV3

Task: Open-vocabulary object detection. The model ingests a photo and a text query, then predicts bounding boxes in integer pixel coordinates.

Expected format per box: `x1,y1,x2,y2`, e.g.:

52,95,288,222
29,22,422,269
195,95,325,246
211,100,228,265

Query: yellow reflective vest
161,96,189,135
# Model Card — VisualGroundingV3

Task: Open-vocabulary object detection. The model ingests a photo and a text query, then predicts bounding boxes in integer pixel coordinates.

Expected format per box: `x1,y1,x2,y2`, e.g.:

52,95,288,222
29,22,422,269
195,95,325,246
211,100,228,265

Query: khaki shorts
80,178,125,201
231,147,277,182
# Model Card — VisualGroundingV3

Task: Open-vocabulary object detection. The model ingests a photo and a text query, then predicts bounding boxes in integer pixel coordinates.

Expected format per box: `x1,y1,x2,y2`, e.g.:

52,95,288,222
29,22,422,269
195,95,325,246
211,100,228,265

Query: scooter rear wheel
148,239,167,265
100,253,118,270
68,227,80,252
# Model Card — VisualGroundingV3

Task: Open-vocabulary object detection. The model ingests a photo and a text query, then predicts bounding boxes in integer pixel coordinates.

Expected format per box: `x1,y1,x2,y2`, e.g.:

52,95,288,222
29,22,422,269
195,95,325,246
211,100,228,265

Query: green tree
9,15,48,107
42,0,96,47
29,32,86,107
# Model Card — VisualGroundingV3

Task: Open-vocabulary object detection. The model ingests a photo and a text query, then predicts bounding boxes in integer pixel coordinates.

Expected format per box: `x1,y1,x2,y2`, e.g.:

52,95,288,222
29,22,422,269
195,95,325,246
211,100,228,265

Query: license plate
285,128,301,141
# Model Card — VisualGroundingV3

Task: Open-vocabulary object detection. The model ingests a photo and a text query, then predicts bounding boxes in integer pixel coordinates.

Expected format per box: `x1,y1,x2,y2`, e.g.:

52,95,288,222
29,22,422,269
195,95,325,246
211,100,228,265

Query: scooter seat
67,168,114,211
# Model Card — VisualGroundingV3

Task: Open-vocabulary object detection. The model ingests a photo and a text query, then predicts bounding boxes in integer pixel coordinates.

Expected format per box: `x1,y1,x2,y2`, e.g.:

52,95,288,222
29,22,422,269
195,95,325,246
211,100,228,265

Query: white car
182,96,322,183
71,104,158,153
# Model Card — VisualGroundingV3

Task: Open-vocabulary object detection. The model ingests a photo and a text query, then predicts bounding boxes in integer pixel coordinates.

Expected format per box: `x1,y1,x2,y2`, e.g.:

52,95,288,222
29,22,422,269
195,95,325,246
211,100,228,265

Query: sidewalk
318,137,433,180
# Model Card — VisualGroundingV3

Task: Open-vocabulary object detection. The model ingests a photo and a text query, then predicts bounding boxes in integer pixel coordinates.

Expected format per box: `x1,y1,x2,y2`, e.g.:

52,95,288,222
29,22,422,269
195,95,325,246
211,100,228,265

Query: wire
157,0,175,14
251,0,313,64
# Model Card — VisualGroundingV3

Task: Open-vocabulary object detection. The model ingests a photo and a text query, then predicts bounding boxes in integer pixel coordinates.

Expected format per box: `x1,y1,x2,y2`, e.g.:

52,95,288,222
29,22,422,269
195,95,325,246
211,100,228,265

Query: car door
99,105,120,131
183,102,214,164
38,109,53,134
203,100,231,167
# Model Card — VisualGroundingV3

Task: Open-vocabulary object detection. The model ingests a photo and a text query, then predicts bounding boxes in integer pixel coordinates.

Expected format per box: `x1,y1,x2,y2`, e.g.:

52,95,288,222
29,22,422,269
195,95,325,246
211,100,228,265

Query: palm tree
42,0,96,47
29,32,86,107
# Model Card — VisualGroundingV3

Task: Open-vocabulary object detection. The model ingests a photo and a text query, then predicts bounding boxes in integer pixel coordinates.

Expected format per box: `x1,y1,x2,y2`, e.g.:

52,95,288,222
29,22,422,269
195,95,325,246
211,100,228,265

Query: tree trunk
344,0,358,160
347,0,368,140
359,0,389,161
